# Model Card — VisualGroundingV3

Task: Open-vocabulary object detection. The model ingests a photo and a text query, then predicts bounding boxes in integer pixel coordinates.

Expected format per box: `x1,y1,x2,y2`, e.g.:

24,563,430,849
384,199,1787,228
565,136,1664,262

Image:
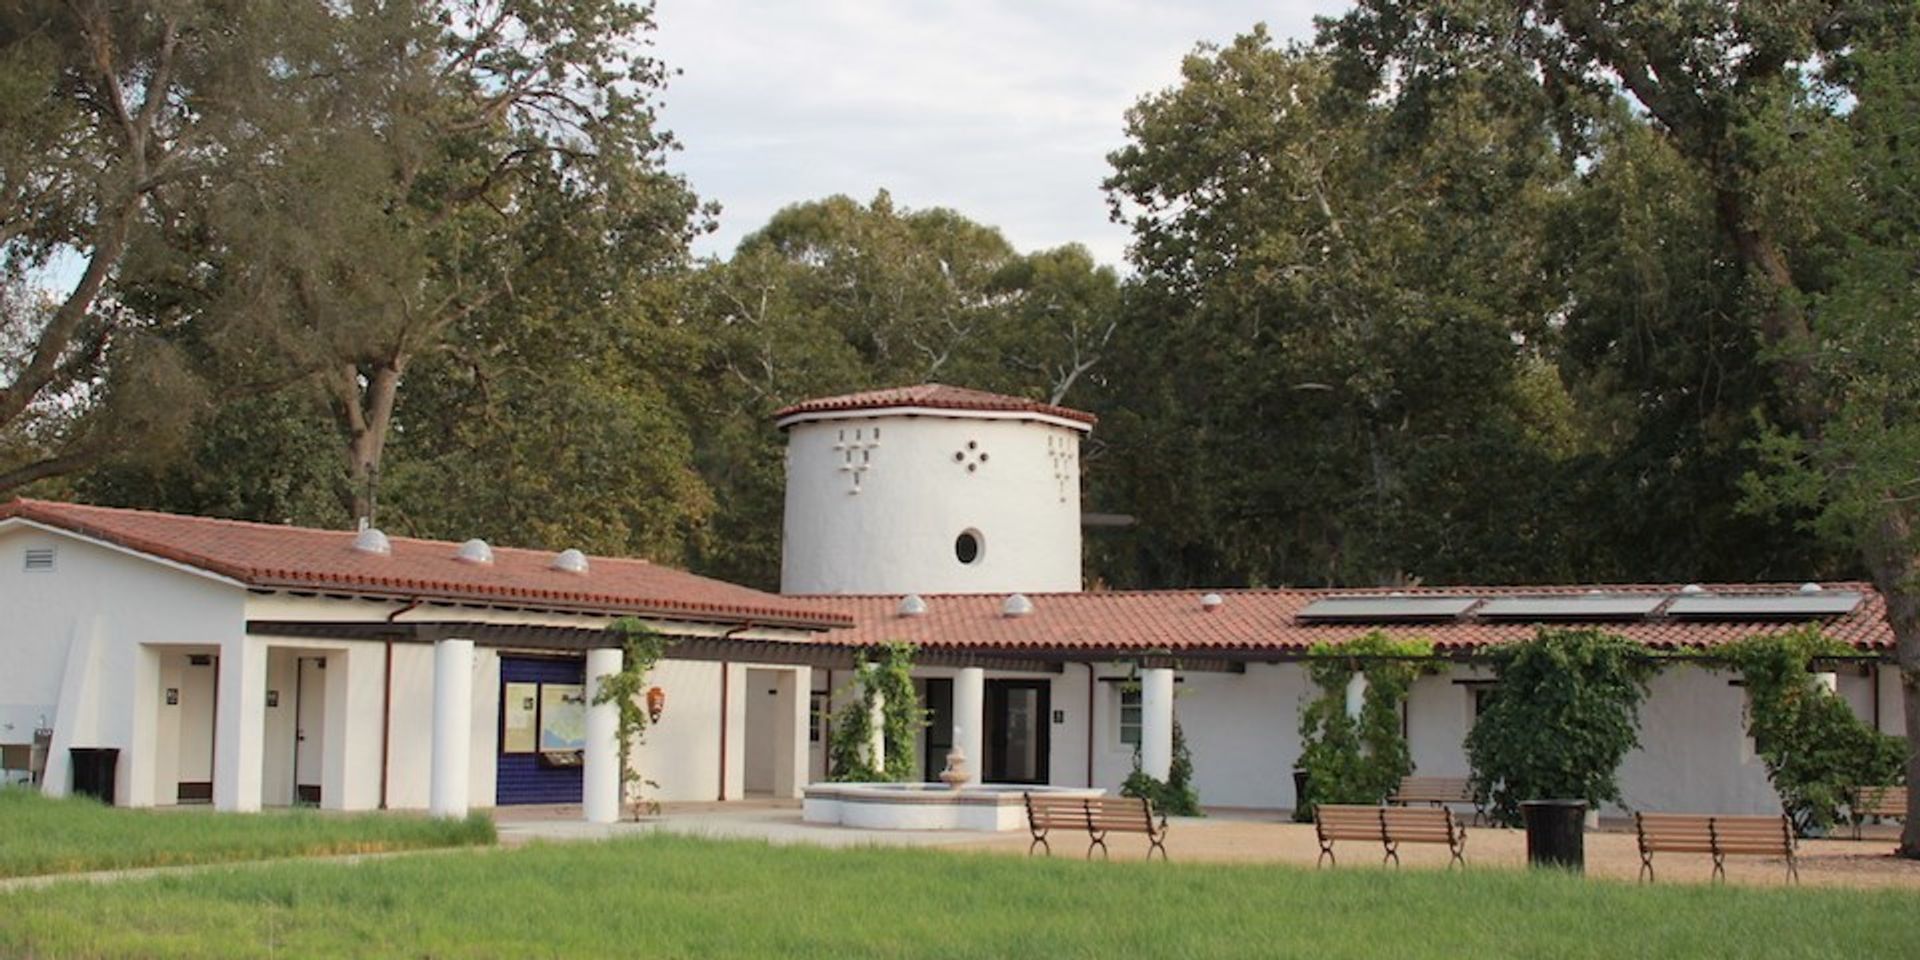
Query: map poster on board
539,683,587,751
502,682,538,754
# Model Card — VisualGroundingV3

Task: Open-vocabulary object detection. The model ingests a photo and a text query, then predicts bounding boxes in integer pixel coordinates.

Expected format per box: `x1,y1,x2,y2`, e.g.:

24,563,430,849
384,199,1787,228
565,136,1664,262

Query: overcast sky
652,1,1351,268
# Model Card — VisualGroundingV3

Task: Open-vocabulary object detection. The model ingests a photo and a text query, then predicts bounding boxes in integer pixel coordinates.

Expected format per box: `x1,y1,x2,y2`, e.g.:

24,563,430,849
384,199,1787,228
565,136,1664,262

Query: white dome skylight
551,549,589,574
898,594,928,617
455,539,494,565
1002,593,1034,617
351,527,391,556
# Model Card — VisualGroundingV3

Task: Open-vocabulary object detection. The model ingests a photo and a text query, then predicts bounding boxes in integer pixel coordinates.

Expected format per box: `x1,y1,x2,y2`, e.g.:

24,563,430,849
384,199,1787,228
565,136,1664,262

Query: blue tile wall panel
496,656,585,806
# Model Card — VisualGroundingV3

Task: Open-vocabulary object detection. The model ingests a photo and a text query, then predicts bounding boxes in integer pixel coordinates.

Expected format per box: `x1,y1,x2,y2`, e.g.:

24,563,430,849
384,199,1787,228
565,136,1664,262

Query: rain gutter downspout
717,623,754,801
380,598,424,809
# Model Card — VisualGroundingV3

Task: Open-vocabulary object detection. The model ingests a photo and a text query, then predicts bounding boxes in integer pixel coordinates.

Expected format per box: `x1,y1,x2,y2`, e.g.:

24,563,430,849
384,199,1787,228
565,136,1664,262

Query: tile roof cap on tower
772,383,1097,430
0,498,852,630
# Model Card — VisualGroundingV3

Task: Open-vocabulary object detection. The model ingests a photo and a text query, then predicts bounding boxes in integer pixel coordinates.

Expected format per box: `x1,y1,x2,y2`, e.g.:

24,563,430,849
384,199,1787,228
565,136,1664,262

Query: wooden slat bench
1851,786,1908,839
1024,794,1169,860
1635,812,1797,883
1314,804,1466,869
1388,776,1486,826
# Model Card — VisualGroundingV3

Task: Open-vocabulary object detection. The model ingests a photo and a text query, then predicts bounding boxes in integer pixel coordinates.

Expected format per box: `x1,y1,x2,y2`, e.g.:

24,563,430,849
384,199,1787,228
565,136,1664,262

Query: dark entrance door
922,678,954,782
496,656,586,805
984,680,1051,784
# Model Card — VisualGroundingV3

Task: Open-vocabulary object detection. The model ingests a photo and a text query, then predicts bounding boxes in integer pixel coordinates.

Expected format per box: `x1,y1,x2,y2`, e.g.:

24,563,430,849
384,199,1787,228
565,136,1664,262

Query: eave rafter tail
246,620,863,669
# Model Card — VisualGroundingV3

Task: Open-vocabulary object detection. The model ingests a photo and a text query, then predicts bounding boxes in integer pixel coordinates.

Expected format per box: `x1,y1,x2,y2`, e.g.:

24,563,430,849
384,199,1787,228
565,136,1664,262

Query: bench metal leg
1087,831,1109,861
1711,852,1727,883
1448,838,1465,870
1382,840,1400,867
1028,832,1050,857
1638,853,1654,884
1786,854,1799,885
1147,835,1168,861
1317,839,1335,868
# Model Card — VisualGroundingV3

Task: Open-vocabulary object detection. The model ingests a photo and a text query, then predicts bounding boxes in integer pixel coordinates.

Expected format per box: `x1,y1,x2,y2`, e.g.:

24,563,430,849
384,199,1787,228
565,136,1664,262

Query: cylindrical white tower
775,384,1094,595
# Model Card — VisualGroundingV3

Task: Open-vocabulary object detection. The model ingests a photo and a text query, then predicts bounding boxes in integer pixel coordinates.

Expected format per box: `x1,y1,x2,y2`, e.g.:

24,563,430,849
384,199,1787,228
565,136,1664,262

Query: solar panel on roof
1664,592,1862,619
1476,596,1664,621
1297,596,1479,623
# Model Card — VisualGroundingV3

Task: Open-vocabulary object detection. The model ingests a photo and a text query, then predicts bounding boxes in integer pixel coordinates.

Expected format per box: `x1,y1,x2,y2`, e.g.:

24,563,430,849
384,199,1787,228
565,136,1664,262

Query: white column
323,647,382,811
214,635,267,812
429,638,475,818
1813,671,1839,695
955,666,985,785
583,647,624,824
1139,667,1175,781
1345,671,1369,719
863,668,886,772
1877,664,1906,735
777,667,810,796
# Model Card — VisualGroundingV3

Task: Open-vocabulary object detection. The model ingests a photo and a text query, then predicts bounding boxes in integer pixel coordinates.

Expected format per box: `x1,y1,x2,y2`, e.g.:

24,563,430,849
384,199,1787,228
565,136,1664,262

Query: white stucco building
773,386,1906,818
0,382,1906,822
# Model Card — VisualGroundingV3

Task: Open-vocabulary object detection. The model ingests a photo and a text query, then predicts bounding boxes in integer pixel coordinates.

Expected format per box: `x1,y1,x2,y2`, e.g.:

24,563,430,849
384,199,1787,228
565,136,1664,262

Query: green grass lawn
3,833,1915,959
0,789,494,878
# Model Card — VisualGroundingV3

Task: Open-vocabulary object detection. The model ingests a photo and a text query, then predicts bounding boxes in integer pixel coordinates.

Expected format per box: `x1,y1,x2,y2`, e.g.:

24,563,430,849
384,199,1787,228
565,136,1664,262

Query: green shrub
1719,628,1907,834
1466,628,1652,826
1122,718,1202,816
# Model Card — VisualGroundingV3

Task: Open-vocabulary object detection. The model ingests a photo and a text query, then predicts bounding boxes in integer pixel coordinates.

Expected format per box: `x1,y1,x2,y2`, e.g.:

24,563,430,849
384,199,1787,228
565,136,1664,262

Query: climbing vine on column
1718,628,1905,834
592,617,669,820
827,643,923,782
1296,632,1437,814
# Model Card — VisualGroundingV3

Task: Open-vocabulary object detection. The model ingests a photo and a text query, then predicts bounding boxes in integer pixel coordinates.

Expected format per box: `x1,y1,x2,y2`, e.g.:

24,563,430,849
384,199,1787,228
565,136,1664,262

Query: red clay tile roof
0,499,851,630
793,583,1893,655
772,384,1097,428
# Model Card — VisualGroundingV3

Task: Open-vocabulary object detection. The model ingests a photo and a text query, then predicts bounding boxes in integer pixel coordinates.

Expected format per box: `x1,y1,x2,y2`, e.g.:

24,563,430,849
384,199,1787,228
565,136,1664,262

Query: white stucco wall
1171,664,1315,808
0,522,247,806
1614,665,1781,815
780,413,1087,595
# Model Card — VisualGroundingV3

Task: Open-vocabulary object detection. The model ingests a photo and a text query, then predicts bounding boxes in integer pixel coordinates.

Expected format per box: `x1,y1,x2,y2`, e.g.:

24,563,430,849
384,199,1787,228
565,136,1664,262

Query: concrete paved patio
493,801,1920,891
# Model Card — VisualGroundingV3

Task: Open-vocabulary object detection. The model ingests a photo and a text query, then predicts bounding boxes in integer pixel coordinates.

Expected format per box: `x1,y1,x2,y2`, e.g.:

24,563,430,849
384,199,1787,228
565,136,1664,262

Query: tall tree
1743,22,1920,855
0,1,301,492
1326,0,1920,853
198,0,702,524
1100,29,1580,588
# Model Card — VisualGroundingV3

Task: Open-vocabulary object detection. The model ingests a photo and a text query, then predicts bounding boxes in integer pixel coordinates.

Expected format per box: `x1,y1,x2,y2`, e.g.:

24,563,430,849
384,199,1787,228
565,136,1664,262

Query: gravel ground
950,814,1920,890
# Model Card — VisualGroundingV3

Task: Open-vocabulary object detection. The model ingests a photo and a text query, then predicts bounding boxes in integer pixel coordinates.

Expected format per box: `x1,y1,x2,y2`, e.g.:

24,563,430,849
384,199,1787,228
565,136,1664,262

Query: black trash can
1520,799,1586,871
69,748,119,804
1292,768,1313,822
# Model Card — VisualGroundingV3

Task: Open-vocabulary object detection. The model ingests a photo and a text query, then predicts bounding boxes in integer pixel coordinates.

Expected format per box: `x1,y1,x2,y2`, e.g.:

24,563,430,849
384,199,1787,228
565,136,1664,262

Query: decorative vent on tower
1047,433,1075,502
834,427,880,494
952,440,989,473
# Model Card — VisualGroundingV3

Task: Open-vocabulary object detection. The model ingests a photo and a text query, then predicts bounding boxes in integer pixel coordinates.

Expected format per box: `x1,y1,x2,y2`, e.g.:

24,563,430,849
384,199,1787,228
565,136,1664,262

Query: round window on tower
955,529,983,565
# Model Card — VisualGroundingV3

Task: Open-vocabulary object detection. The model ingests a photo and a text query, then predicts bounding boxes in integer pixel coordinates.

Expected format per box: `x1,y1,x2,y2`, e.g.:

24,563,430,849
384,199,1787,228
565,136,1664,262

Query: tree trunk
1711,185,1821,423
1864,511,1920,857
328,360,406,525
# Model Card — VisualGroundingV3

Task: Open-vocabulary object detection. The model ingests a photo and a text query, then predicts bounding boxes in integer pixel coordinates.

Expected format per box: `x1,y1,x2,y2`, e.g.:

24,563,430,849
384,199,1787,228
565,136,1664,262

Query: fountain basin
802,782,1106,831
